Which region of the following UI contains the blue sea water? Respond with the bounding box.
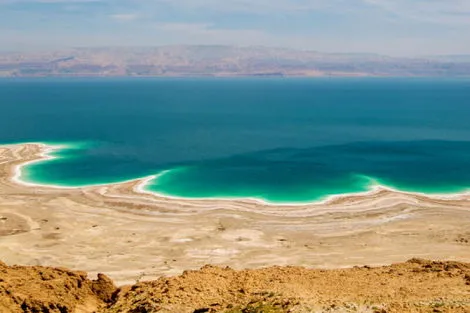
[1,77,470,202]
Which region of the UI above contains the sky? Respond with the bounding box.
[0,0,469,56]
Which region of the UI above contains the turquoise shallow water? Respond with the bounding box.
[1,78,470,202]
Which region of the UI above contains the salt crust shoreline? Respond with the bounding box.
[7,141,470,206]
[2,141,470,285]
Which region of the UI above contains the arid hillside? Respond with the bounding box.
[1,259,469,313]
[1,46,469,77]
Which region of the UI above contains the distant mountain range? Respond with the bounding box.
[1,45,469,77]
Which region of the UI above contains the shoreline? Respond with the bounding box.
[8,141,470,206]
[1,142,470,286]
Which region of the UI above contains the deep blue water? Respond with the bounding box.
[1,77,470,202]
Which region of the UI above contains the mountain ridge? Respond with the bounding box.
[1,45,469,77]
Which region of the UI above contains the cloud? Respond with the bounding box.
[110,13,138,21]
[0,0,331,11]
[1,0,469,55]
[4,0,469,25]
[0,0,103,2]
[0,0,103,3]
[153,22,277,46]
[363,0,470,24]
[154,0,345,14]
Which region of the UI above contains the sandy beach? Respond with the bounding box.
[1,143,470,286]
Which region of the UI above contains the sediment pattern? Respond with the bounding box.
[1,143,470,285]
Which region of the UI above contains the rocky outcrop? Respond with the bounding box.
[1,259,470,313]
[0,261,116,313]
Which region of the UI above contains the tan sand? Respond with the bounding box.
[1,143,470,286]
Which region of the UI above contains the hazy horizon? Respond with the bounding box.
[1,0,470,57]
[2,44,470,59]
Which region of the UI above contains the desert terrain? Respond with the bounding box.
[1,143,470,312]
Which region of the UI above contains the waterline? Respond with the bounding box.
[6,142,470,206]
